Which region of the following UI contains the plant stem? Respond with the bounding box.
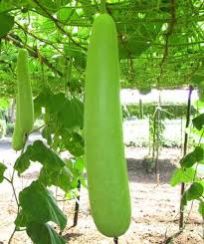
[8,227,17,244]
[7,134,29,243]
[5,169,19,244]
[101,0,107,13]
[139,99,143,119]
[155,94,162,184]
[113,237,118,244]
[31,124,45,134]
[73,180,81,227]
[179,85,193,230]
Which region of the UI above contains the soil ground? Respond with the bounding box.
[0,137,203,244]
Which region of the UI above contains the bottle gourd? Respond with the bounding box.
[12,94,25,150]
[84,14,131,237]
[12,49,34,150]
[16,49,34,134]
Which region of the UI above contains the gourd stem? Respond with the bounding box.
[101,0,107,13]
[113,237,118,244]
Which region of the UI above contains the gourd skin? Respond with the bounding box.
[12,94,25,151]
[17,49,34,134]
[84,14,131,237]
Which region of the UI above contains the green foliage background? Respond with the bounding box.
[0,0,204,98]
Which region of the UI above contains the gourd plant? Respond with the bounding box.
[84,11,131,239]
[0,49,85,243]
[170,98,204,229]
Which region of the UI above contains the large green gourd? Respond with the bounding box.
[12,94,25,151]
[84,13,131,237]
[17,49,34,134]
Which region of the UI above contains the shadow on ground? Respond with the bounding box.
[127,157,178,184]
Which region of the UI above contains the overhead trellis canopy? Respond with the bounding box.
[0,0,204,96]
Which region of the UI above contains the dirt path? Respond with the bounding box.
[0,139,203,243]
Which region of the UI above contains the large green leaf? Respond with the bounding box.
[193,114,204,131]
[61,131,84,157]
[186,182,204,201]
[34,89,83,130]
[66,157,86,188]
[0,1,15,13]
[0,13,14,38]
[0,162,6,183]
[14,140,73,191]
[15,140,65,173]
[15,210,28,228]
[198,200,204,217]
[19,181,67,229]
[14,153,30,175]
[31,0,71,16]
[116,9,163,59]
[170,167,196,186]
[27,222,65,244]
[180,152,197,168]
[55,95,83,129]
[39,165,72,192]
[34,89,84,157]
[0,98,9,109]
[29,140,65,169]
[180,146,204,168]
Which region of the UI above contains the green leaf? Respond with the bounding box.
[35,90,83,130]
[15,210,28,228]
[0,162,6,183]
[29,141,65,169]
[117,11,163,59]
[15,140,65,174]
[34,87,52,119]
[186,182,204,201]
[61,132,84,157]
[32,0,71,16]
[180,147,204,168]
[0,13,14,38]
[198,201,204,217]
[56,96,84,129]
[27,222,65,244]
[170,167,196,186]
[19,181,67,229]
[195,146,204,162]
[39,165,72,192]
[180,152,197,168]
[66,158,85,188]
[14,140,73,190]
[67,158,85,177]
[0,1,14,13]
[42,126,52,146]
[0,98,9,109]
[57,7,76,23]
[78,0,95,19]
[14,153,30,175]
[64,44,85,58]
[193,114,204,131]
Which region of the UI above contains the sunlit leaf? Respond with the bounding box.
[170,167,196,186]
[0,162,6,183]
[19,181,67,229]
[0,13,14,38]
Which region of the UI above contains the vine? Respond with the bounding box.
[170,93,204,234]
[0,88,85,243]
